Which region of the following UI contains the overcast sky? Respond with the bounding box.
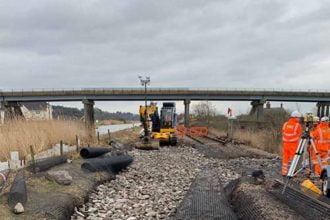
[0,0,329,114]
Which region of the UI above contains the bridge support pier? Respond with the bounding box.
[3,101,24,122]
[184,99,191,127]
[83,100,95,129]
[316,102,330,118]
[249,100,265,120]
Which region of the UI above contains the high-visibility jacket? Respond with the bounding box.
[311,122,330,151]
[311,122,330,175]
[282,118,302,143]
[281,118,302,175]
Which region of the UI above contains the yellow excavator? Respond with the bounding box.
[138,102,177,148]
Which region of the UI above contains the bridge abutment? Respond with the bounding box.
[317,102,330,118]
[184,99,191,127]
[249,100,265,120]
[3,101,24,121]
[83,100,95,129]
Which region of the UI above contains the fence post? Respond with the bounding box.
[97,131,100,144]
[227,119,234,138]
[9,151,20,170]
[30,145,36,174]
[108,129,111,141]
[60,140,63,156]
[76,135,79,153]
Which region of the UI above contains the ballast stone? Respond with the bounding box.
[46,170,73,185]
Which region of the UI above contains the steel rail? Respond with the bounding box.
[269,179,330,219]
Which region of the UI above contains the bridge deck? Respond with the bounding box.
[1,88,330,102]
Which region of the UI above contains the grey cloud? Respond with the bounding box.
[0,0,330,113]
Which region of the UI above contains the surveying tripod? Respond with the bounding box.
[282,127,324,193]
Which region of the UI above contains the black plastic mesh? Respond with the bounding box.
[174,169,237,220]
[230,189,264,220]
[268,180,330,220]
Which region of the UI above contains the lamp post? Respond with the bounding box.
[138,76,150,137]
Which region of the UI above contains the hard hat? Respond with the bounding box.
[291,111,302,118]
[321,116,329,122]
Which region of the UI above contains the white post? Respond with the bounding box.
[9,151,20,170]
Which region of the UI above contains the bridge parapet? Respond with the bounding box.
[1,88,330,102]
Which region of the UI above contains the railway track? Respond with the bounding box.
[186,134,330,219]
[186,135,226,145]
[268,179,330,219]
[185,134,276,160]
[185,134,252,159]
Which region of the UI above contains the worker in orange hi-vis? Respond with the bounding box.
[311,116,330,176]
[282,111,303,176]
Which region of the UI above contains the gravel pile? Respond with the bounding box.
[231,182,304,220]
[72,144,280,220]
[72,146,210,219]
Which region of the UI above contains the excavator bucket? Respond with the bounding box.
[135,140,159,150]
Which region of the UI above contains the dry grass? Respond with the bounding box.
[208,128,227,137]
[0,120,88,161]
[233,129,281,154]
[100,127,141,144]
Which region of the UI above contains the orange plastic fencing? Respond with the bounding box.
[176,125,188,137]
[176,126,208,137]
[189,126,208,137]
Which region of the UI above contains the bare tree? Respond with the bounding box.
[192,101,217,125]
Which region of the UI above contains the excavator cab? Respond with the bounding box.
[157,102,177,146]
[139,102,177,148]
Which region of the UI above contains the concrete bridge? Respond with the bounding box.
[1,88,330,127]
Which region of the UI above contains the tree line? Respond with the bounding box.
[52,105,139,121]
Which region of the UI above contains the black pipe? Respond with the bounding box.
[81,155,133,173]
[32,156,67,172]
[80,147,111,159]
[8,170,27,211]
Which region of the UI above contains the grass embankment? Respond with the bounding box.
[194,111,287,154]
[210,126,282,154]
[232,129,281,154]
[0,120,88,161]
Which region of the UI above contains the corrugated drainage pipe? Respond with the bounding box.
[81,155,133,173]
[80,147,111,159]
[32,156,68,173]
[8,170,27,213]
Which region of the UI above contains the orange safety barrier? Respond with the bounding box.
[176,125,188,136]
[189,126,208,137]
